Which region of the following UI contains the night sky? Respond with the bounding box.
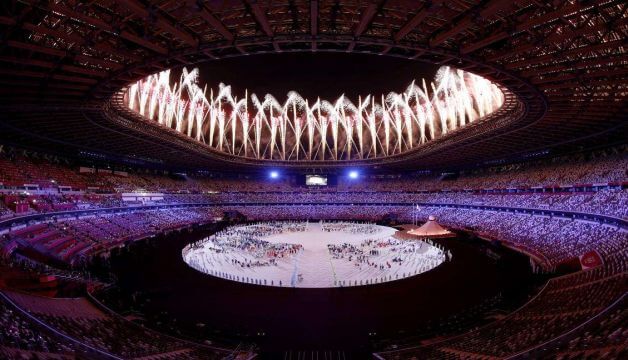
[185,52,439,103]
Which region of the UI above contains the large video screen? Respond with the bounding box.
[305,175,328,186]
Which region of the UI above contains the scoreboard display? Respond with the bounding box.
[305,175,328,186]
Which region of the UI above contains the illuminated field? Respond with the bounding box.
[182,221,448,288]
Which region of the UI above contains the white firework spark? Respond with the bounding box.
[125,66,504,161]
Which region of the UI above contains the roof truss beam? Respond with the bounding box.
[394,1,442,43]
[6,40,123,70]
[24,2,169,55]
[430,0,517,48]
[113,0,198,47]
[311,0,318,36]
[0,55,107,77]
[354,1,382,37]
[245,0,274,37]
[506,39,625,70]
[188,1,234,41]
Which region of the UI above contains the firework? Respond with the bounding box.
[125,66,504,161]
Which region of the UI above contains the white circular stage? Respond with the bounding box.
[182,221,448,288]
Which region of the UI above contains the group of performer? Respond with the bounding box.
[328,236,450,274]
[321,221,382,234]
[187,224,304,266]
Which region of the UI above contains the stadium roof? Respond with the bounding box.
[0,0,625,171]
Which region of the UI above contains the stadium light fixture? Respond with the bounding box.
[349,170,359,179]
[270,171,279,179]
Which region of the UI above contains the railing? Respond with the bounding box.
[84,291,248,358]
[373,277,554,359]
[2,201,625,233]
[0,203,215,232]
[0,290,123,359]
[506,292,627,359]
[373,268,627,360]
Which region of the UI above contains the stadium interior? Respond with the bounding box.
[0,1,626,359]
